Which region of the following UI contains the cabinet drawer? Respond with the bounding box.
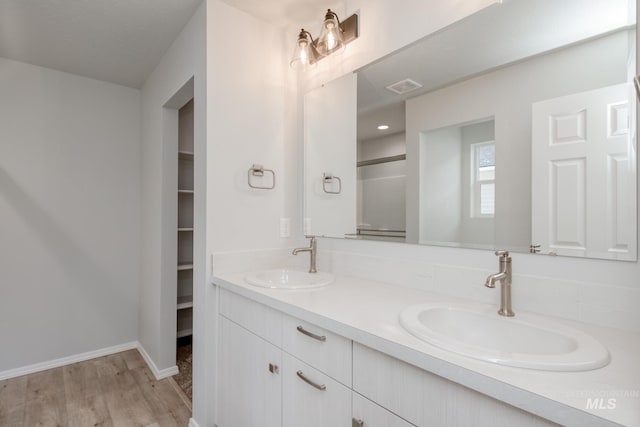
[353,343,558,427]
[282,353,351,427]
[282,314,352,386]
[219,288,282,347]
[352,392,416,427]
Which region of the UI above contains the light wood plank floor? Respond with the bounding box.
[0,349,191,427]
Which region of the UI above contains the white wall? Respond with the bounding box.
[0,57,140,372]
[417,127,462,244]
[304,73,357,237]
[139,2,205,379]
[202,1,297,425]
[358,132,405,162]
[206,1,296,254]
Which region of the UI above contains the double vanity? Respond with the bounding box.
[213,254,639,427]
[211,2,640,426]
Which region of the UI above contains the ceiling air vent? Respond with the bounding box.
[385,78,423,95]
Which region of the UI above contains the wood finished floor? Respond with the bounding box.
[0,349,191,427]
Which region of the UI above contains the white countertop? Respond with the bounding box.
[213,272,640,427]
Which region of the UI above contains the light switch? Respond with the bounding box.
[280,218,290,238]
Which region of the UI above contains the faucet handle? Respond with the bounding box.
[494,250,510,258]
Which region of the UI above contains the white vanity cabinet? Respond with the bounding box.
[217,288,558,427]
[352,392,416,427]
[281,315,352,386]
[218,316,282,427]
[217,289,352,427]
[352,343,558,427]
[282,353,351,427]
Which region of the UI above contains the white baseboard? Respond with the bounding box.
[136,342,179,380]
[0,341,179,384]
[0,341,138,381]
[188,418,200,427]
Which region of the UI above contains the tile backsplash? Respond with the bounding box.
[211,239,640,334]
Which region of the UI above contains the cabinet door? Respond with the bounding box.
[282,353,351,427]
[353,343,557,427]
[218,316,281,427]
[352,392,416,427]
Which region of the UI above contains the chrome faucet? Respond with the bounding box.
[484,251,514,317]
[293,236,317,273]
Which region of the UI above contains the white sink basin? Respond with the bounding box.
[245,269,334,289]
[399,303,610,371]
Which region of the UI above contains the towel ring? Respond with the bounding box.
[248,164,275,190]
[322,173,342,194]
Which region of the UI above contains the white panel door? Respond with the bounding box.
[532,83,636,259]
[304,73,358,237]
[217,316,281,427]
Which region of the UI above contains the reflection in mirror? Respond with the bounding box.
[305,0,637,260]
[419,118,495,247]
[531,83,636,259]
[304,73,357,237]
[357,102,406,240]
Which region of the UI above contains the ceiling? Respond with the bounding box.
[1,0,630,93]
[0,0,342,88]
[0,0,202,88]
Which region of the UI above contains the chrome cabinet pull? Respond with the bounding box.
[352,419,364,427]
[296,325,326,342]
[268,363,279,374]
[296,370,326,390]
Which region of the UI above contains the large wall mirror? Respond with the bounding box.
[303,0,638,261]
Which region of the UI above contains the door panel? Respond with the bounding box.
[532,83,636,259]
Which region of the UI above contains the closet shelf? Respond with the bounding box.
[177,296,193,310]
[179,151,194,160]
[177,328,193,338]
[177,264,193,271]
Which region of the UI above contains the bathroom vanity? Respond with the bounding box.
[212,272,640,427]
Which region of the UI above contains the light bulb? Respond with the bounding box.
[326,32,336,51]
[317,9,345,56]
[290,29,316,71]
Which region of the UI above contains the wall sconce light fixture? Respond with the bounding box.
[290,9,359,71]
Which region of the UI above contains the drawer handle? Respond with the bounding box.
[296,325,327,342]
[296,370,326,391]
[352,419,364,427]
[268,363,279,374]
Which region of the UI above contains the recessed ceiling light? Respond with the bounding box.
[377,125,389,130]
